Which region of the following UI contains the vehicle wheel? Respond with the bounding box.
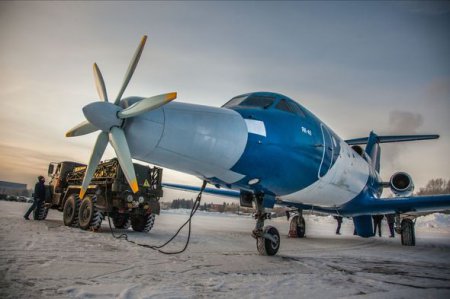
[113,214,131,229]
[131,214,156,232]
[289,215,306,238]
[33,201,49,220]
[257,226,280,256]
[78,196,103,231]
[401,219,415,246]
[63,194,81,227]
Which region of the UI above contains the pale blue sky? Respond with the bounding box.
[0,1,449,197]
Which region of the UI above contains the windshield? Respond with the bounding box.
[224,95,275,109]
[275,99,306,117]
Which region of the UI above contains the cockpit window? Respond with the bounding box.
[288,101,306,117]
[223,95,248,107]
[275,99,292,113]
[223,95,275,109]
[275,99,306,117]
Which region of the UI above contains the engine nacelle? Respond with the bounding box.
[389,172,414,197]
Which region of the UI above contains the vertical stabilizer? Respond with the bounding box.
[365,131,381,172]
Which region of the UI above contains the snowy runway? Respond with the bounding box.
[1,201,449,298]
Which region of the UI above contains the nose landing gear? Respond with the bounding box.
[252,194,280,256]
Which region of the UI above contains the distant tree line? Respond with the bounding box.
[416,178,450,195]
[167,198,255,214]
[170,198,195,209]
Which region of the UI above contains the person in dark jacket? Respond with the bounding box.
[372,214,384,237]
[24,175,46,220]
[334,216,343,235]
[385,213,396,238]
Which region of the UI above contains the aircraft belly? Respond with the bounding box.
[279,142,370,206]
[126,102,248,184]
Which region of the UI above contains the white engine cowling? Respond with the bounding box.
[389,172,414,197]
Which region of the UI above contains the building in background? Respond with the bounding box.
[0,181,28,196]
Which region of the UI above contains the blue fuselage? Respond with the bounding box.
[123,92,382,211]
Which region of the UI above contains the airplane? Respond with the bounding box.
[66,35,450,256]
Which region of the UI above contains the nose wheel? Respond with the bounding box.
[256,226,280,256]
[252,193,280,256]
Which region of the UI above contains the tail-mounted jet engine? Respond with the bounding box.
[389,172,414,197]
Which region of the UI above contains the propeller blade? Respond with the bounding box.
[93,63,108,102]
[79,132,109,199]
[114,35,148,105]
[109,127,139,193]
[118,92,177,119]
[66,121,99,137]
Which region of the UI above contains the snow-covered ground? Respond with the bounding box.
[1,201,449,299]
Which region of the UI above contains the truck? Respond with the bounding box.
[39,158,163,232]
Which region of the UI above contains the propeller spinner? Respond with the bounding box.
[66,35,177,199]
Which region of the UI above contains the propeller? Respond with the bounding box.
[66,35,177,199]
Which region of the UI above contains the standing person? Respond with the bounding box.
[24,175,46,220]
[385,213,395,238]
[334,216,343,235]
[372,214,384,237]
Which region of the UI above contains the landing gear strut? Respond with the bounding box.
[252,194,280,256]
[288,209,306,238]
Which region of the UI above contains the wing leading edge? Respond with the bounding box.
[162,184,450,218]
[162,183,240,198]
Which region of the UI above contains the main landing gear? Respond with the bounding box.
[287,209,306,238]
[395,214,416,246]
[252,194,280,256]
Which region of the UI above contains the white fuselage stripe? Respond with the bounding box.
[279,141,370,207]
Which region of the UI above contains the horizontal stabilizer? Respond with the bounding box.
[345,134,439,145]
[163,183,240,198]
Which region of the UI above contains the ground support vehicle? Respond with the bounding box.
[46,158,163,232]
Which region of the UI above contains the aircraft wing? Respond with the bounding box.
[162,183,240,198]
[342,194,450,216]
[345,134,439,145]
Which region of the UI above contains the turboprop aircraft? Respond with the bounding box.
[66,36,450,256]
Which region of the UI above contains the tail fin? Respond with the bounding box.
[346,132,439,173]
[365,132,380,172]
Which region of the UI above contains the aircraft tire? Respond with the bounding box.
[257,226,280,256]
[401,219,415,246]
[63,194,81,227]
[289,215,306,238]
